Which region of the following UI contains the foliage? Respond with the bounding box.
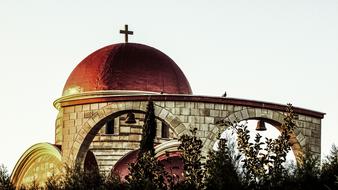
[234,104,296,189]
[0,164,15,190]
[204,137,241,190]
[176,128,204,190]
[321,144,338,189]
[125,151,167,190]
[125,101,168,190]
[46,165,123,190]
[291,152,323,190]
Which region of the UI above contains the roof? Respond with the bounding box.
[63,43,192,96]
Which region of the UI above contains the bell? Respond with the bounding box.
[256,120,267,131]
[125,112,136,124]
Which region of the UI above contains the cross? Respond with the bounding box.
[119,24,133,43]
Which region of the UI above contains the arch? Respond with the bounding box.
[11,143,63,188]
[154,139,181,158]
[208,108,304,162]
[67,101,187,168]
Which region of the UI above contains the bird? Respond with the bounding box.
[222,91,227,97]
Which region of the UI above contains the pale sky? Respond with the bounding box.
[0,0,337,173]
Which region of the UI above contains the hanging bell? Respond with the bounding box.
[125,112,136,124]
[256,120,267,131]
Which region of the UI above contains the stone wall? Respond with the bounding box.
[57,98,322,171]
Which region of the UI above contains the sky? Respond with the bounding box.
[0,0,337,173]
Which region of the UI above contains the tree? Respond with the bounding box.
[292,152,323,190]
[139,101,157,156]
[126,101,168,190]
[0,164,15,190]
[176,128,204,190]
[204,137,241,190]
[321,144,338,189]
[234,104,296,189]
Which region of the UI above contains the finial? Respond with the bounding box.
[119,24,134,43]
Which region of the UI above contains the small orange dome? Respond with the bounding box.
[63,43,192,96]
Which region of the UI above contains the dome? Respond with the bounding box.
[63,43,192,96]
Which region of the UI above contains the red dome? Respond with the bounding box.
[63,43,192,96]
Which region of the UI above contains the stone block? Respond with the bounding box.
[175,101,185,108]
[98,103,107,109]
[310,146,320,153]
[220,110,228,117]
[89,103,98,110]
[120,126,131,133]
[228,114,237,123]
[77,112,84,119]
[267,110,273,120]
[64,120,75,127]
[97,109,106,118]
[154,107,161,116]
[241,109,249,119]
[248,109,255,118]
[70,113,76,120]
[234,106,242,111]
[75,119,83,126]
[132,101,141,110]
[178,115,188,122]
[180,108,190,115]
[190,108,200,116]
[64,106,75,113]
[305,116,312,122]
[214,104,224,110]
[298,114,306,121]
[165,101,175,108]
[200,108,210,116]
[84,111,93,118]
[227,105,234,112]
[87,118,96,128]
[159,109,169,119]
[188,116,198,124]
[196,130,205,138]
[119,135,129,141]
[117,103,126,111]
[312,118,321,125]
[83,104,90,111]
[205,103,215,109]
[234,111,242,120]
[125,102,133,110]
[75,105,82,112]
[210,110,220,117]
[175,124,186,134]
[211,125,219,134]
[205,117,214,124]
[63,113,70,120]
[170,117,181,128]
[197,103,205,109]
[304,129,311,137]
[165,113,175,123]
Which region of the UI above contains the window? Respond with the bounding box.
[161,122,169,138]
[105,119,114,134]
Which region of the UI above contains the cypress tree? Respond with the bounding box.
[139,101,157,156]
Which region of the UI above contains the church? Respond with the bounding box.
[10,25,325,188]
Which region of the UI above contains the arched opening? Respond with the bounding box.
[215,118,297,164]
[75,109,179,173]
[84,150,99,172]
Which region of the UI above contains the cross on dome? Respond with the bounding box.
[119,24,133,43]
